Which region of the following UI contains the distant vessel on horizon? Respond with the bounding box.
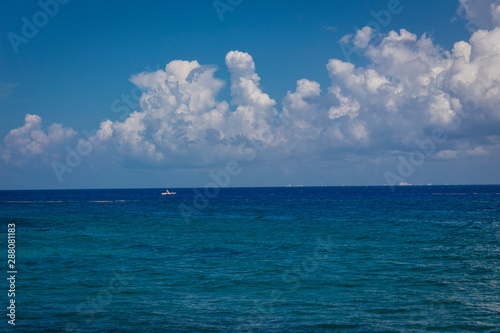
[161,189,176,195]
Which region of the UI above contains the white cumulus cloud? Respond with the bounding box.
[84,51,278,167]
[458,0,500,30]
[3,0,500,179]
[1,114,76,166]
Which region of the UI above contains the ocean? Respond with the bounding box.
[0,186,499,332]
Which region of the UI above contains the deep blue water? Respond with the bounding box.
[0,186,499,332]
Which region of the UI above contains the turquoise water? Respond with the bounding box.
[1,186,499,332]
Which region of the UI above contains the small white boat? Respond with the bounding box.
[161,189,176,195]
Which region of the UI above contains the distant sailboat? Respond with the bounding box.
[161,189,176,195]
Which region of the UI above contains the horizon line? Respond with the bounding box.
[1,184,500,191]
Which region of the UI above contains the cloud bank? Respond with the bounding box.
[458,0,500,30]
[2,0,500,185]
[1,114,76,166]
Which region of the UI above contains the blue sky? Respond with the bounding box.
[1,0,499,189]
